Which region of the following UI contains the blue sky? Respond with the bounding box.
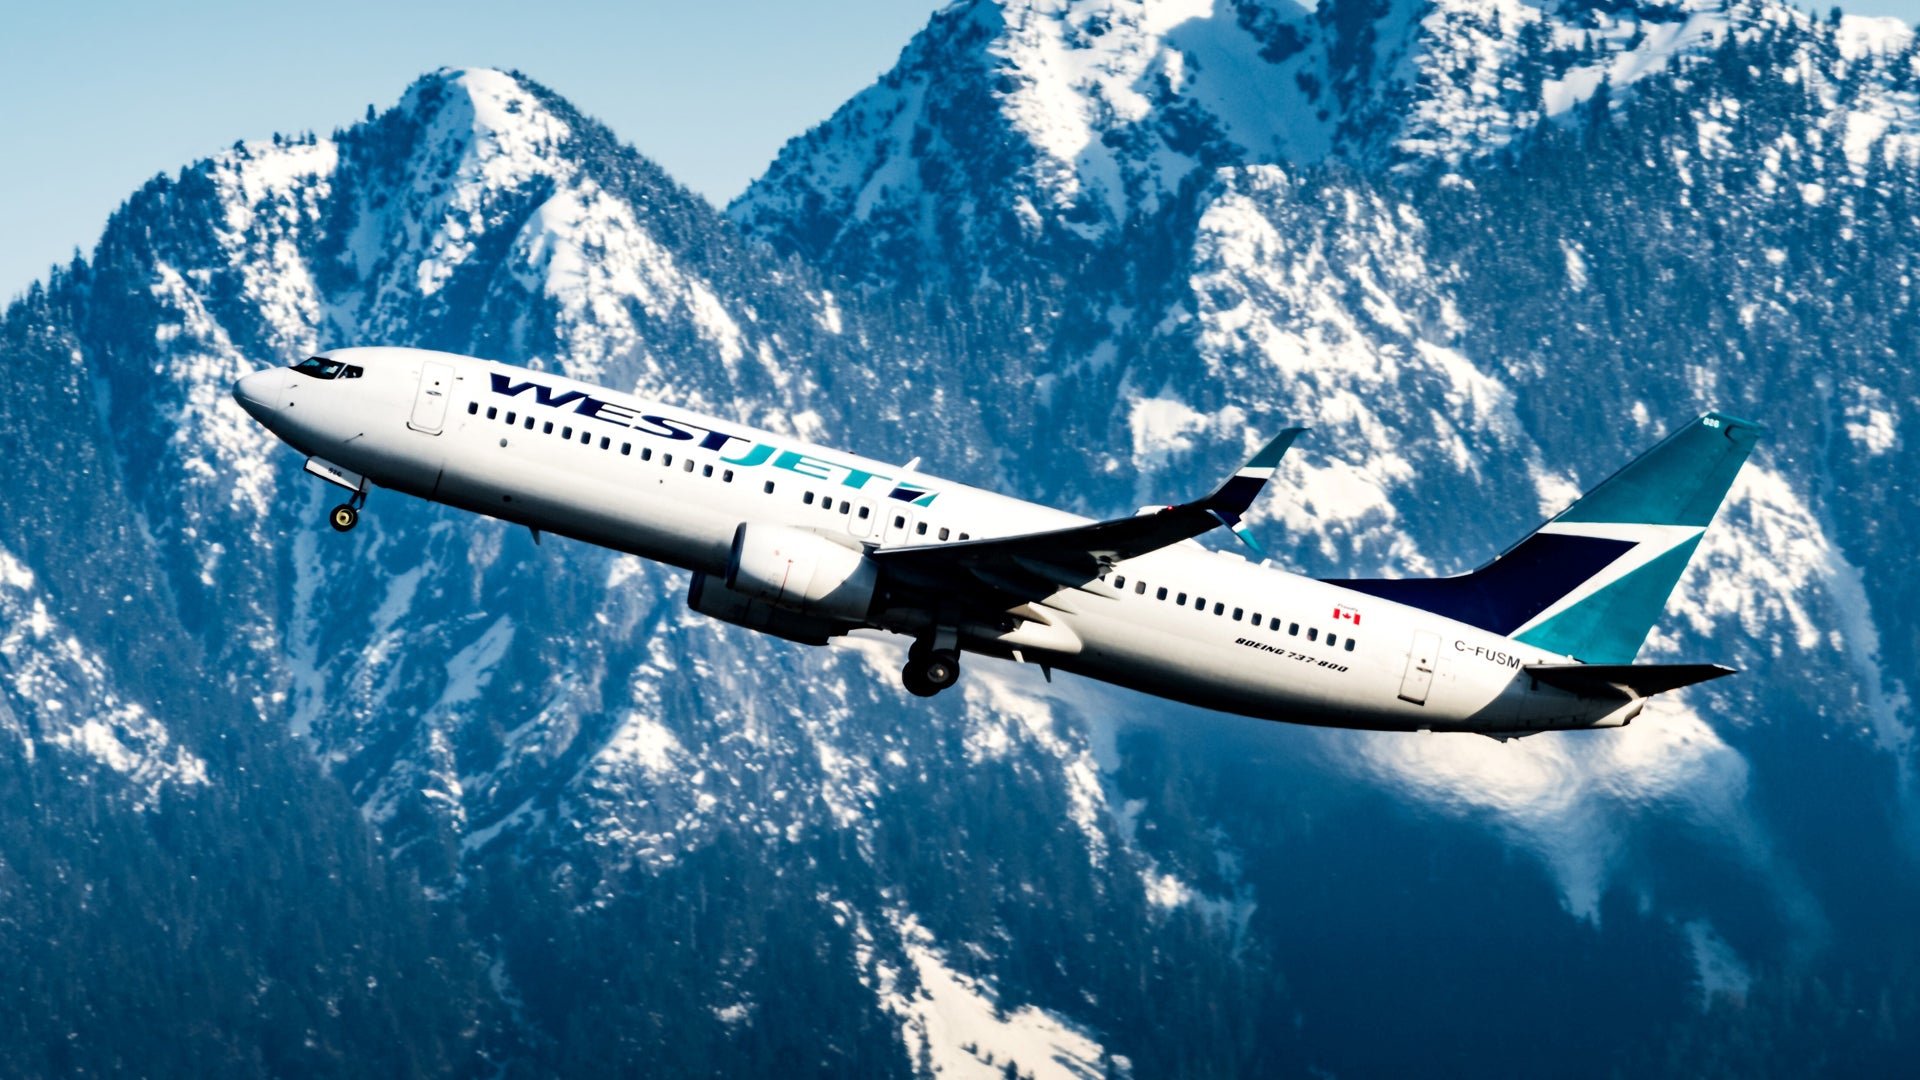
[0,0,943,299]
[0,0,1914,300]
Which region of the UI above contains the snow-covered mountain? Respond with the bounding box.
[3,0,1919,1073]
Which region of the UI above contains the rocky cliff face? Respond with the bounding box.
[4,0,1919,1074]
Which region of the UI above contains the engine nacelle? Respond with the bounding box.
[725,523,878,622]
[687,572,845,645]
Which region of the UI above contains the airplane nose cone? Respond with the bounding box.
[232,368,280,421]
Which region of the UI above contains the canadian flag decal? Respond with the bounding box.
[1333,605,1361,626]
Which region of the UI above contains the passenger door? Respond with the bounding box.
[1398,631,1441,705]
[407,361,454,434]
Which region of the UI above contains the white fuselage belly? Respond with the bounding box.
[289,352,1625,735]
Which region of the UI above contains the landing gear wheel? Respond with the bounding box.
[902,664,939,698]
[902,647,961,697]
[921,649,960,691]
[329,503,359,532]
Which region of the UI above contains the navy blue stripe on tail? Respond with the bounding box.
[1330,533,1634,636]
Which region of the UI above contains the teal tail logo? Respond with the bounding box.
[1330,413,1765,663]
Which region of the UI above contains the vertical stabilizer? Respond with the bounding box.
[1331,413,1764,663]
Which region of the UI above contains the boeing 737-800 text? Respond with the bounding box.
[232,347,1758,737]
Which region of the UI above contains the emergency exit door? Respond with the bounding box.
[1399,631,1441,705]
[881,507,913,547]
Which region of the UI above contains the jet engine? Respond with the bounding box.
[724,522,878,622]
[687,572,846,645]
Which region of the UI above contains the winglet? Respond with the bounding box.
[1201,427,1307,522]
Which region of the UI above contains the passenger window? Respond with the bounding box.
[723,470,734,482]
[894,515,906,529]
[1289,623,1299,636]
[764,481,775,494]
[703,464,713,477]
[916,522,928,535]
[1157,587,1167,600]
[683,459,693,472]
[1270,617,1281,631]
[804,492,815,505]
[1196,597,1206,610]
[467,402,478,415]
[959,532,970,540]
[1135,581,1146,595]
[858,506,870,519]
[663,453,672,467]
[1213,602,1223,615]
[526,417,535,430]
[544,421,553,434]
[581,431,591,444]
[505,412,516,424]
[641,447,652,461]
[1113,575,1124,589]
[1233,608,1243,621]
[621,443,631,456]
[1252,612,1261,625]
[487,407,498,420]
[1344,639,1355,652]
[938,526,949,540]
[1327,634,1337,648]
[1177,592,1187,605]
[839,502,850,515]
[1308,628,1318,642]
[562,426,571,438]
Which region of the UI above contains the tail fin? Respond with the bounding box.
[1331,413,1764,663]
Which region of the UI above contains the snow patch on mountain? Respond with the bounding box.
[1661,465,1913,764]
[966,668,1110,864]
[882,910,1110,1080]
[0,546,208,809]
[1173,164,1542,572]
[1684,917,1753,1007]
[209,140,337,354]
[514,179,747,387]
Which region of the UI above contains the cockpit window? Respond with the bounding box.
[341,365,364,379]
[294,356,345,380]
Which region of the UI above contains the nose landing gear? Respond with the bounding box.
[329,488,368,533]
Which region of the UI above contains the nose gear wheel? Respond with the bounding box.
[328,487,368,532]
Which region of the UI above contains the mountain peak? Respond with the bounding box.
[730,0,1793,283]
[398,67,570,153]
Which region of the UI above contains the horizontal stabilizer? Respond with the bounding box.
[1525,662,1735,700]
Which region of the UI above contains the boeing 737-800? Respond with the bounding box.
[232,347,1759,737]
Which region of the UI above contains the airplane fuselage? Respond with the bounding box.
[233,347,1646,736]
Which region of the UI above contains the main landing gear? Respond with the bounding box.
[902,640,961,698]
[329,488,368,533]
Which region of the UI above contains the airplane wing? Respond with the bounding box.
[870,428,1306,595]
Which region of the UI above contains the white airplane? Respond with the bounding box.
[233,347,1760,737]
